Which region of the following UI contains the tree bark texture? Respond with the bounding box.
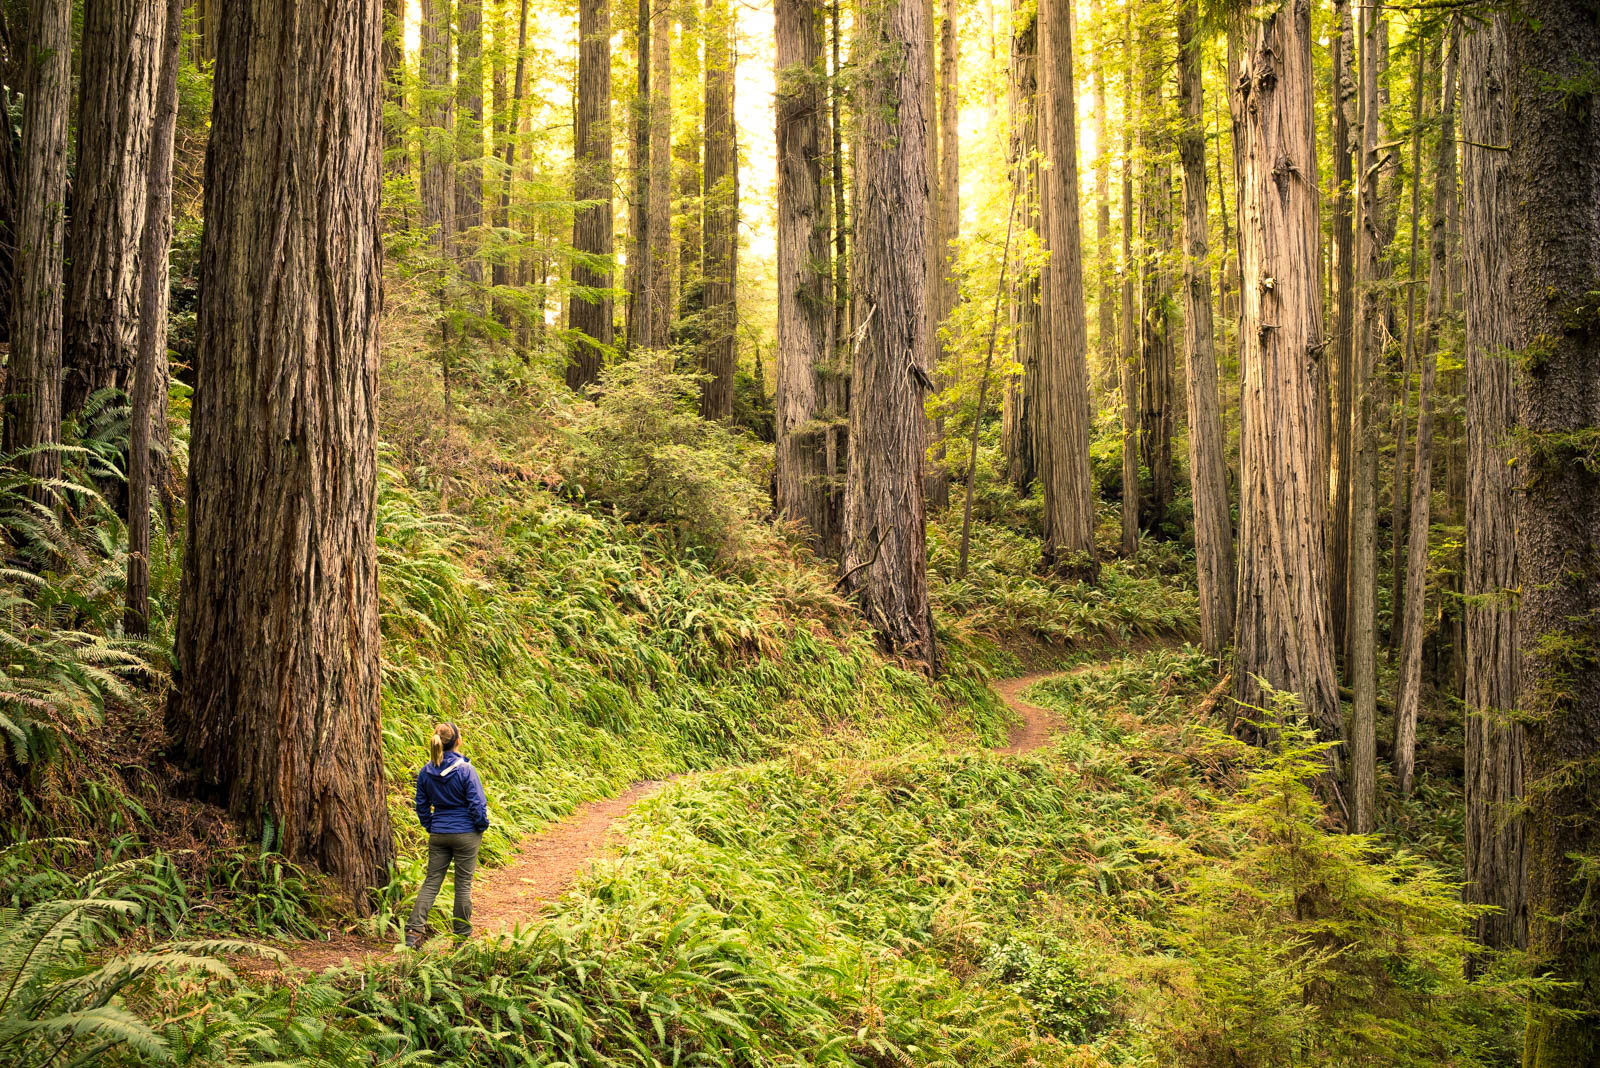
[926,0,958,512]
[173,0,394,905]
[456,0,484,282]
[126,0,181,636]
[567,0,615,389]
[648,0,673,345]
[1508,0,1600,1057]
[1230,0,1341,746]
[1036,0,1096,575]
[626,0,652,349]
[1328,0,1357,648]
[1394,34,1456,798]
[698,0,737,418]
[1002,4,1039,493]
[1460,9,1526,958]
[1119,3,1138,556]
[775,0,836,549]
[841,0,936,671]
[1137,26,1174,534]
[1091,0,1116,396]
[2,0,70,492]
[421,0,455,264]
[62,0,160,418]
[1177,0,1234,658]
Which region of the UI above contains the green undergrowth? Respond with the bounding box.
[16,647,1521,1066]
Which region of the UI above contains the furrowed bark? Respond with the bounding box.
[2,0,70,496]
[173,0,395,906]
[841,0,936,672]
[1231,0,1341,748]
[1036,0,1096,576]
[1177,0,1234,658]
[1460,8,1525,959]
[775,0,835,548]
[567,0,615,389]
[126,0,181,636]
[1508,0,1600,1055]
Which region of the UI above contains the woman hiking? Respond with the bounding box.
[405,722,490,948]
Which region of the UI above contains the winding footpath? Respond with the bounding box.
[273,671,1066,973]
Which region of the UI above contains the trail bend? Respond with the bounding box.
[267,667,1075,974]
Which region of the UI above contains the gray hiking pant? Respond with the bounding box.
[406,831,482,937]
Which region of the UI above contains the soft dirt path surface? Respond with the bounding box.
[269,670,1078,973]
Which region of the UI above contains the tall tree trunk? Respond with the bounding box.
[492,0,530,319]
[173,0,394,905]
[1392,37,1428,660]
[698,0,737,418]
[1231,0,1341,746]
[1002,3,1039,493]
[775,0,834,548]
[1036,0,1096,576]
[626,0,653,350]
[926,0,958,512]
[2,0,70,494]
[1328,0,1357,650]
[842,0,935,671]
[126,0,180,636]
[456,0,484,284]
[1348,299,1380,830]
[421,0,456,265]
[1177,0,1233,657]
[1091,0,1115,397]
[567,0,615,389]
[1508,0,1600,1056]
[1118,0,1139,557]
[383,0,405,172]
[1460,7,1526,959]
[62,0,160,418]
[1355,4,1405,785]
[1137,25,1174,535]
[1394,32,1456,798]
[824,0,849,553]
[648,0,673,345]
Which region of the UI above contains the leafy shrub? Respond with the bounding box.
[559,355,771,563]
[984,937,1120,1044]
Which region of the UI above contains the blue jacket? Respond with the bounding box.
[414,752,490,835]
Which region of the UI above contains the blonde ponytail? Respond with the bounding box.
[429,722,457,767]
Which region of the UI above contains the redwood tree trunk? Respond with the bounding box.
[172,0,395,905]
[1091,0,1115,397]
[1394,34,1457,798]
[775,0,835,548]
[567,0,615,389]
[456,0,484,283]
[2,0,70,493]
[626,0,652,350]
[1460,9,1526,958]
[126,0,181,636]
[1231,0,1341,746]
[1002,4,1039,493]
[1118,0,1139,556]
[648,0,673,345]
[1508,0,1600,1055]
[1327,0,1357,649]
[1177,0,1234,658]
[841,0,935,671]
[698,0,737,419]
[62,0,160,418]
[1137,27,1174,535]
[1036,0,1096,576]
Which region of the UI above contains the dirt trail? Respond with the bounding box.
[269,672,1068,973]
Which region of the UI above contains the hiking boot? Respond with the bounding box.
[404,930,426,950]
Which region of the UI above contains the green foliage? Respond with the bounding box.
[983,937,1119,1044]
[558,355,771,563]
[0,850,277,1068]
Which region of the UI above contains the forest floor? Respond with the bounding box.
[260,666,1076,976]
